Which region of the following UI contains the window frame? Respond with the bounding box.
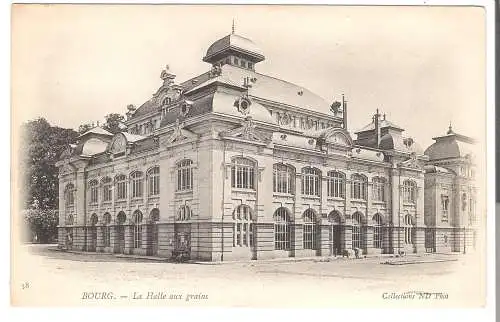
[88,179,99,204]
[65,184,75,207]
[301,167,321,197]
[133,211,143,249]
[103,213,112,247]
[326,171,345,198]
[372,177,386,202]
[351,174,367,200]
[232,205,254,247]
[130,171,144,199]
[177,205,192,221]
[274,208,291,251]
[231,158,256,190]
[176,160,194,192]
[373,214,383,248]
[115,175,127,200]
[404,215,414,245]
[273,163,295,194]
[101,177,112,203]
[147,166,160,196]
[402,180,417,204]
[303,209,319,250]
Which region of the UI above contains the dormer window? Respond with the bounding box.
[162,97,171,106]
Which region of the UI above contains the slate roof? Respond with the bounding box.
[356,119,404,133]
[78,126,113,138]
[203,33,265,63]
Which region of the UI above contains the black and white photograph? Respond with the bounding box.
[8,2,494,313]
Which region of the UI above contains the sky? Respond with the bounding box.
[11,4,486,149]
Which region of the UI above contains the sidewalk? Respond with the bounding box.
[47,246,467,265]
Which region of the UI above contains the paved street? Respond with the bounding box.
[12,244,485,307]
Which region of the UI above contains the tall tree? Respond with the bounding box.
[20,118,78,210]
[78,122,94,134]
[102,113,126,134]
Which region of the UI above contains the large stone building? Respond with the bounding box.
[55,29,478,261]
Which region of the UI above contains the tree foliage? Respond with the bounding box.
[78,122,94,134]
[20,118,78,210]
[102,113,125,134]
[23,209,59,243]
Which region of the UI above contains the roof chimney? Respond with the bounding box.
[374,109,380,148]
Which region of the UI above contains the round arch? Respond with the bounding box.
[116,211,127,225]
[89,213,98,226]
[328,210,344,225]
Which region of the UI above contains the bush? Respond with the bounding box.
[23,209,59,244]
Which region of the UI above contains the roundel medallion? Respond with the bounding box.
[235,96,252,115]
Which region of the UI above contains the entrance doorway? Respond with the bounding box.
[116,212,126,254]
[328,211,343,256]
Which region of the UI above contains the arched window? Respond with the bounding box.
[65,213,74,226]
[231,158,255,189]
[274,208,291,250]
[372,177,386,202]
[301,167,321,196]
[64,184,75,207]
[177,160,193,191]
[117,211,126,225]
[351,174,367,200]
[327,171,345,198]
[273,163,295,194]
[147,166,160,196]
[373,214,383,248]
[303,209,319,250]
[402,180,417,203]
[133,211,143,249]
[150,208,160,222]
[130,171,144,198]
[115,175,127,200]
[233,205,254,247]
[177,205,192,221]
[404,214,414,244]
[352,212,365,249]
[88,179,98,204]
[101,177,112,202]
[103,213,112,247]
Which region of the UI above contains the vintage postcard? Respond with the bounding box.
[9,2,493,312]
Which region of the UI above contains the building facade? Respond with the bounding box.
[55,30,479,261]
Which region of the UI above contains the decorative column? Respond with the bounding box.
[365,181,374,255]
[414,181,425,253]
[344,177,352,250]
[124,222,134,255]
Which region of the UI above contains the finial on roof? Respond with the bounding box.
[447,121,454,134]
[232,19,235,34]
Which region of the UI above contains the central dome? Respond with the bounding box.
[203,33,265,65]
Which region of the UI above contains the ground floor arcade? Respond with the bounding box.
[57,220,477,261]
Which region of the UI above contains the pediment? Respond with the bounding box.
[220,117,270,144]
[161,120,199,146]
[60,162,76,176]
[108,134,127,155]
[321,128,353,147]
[399,153,422,169]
